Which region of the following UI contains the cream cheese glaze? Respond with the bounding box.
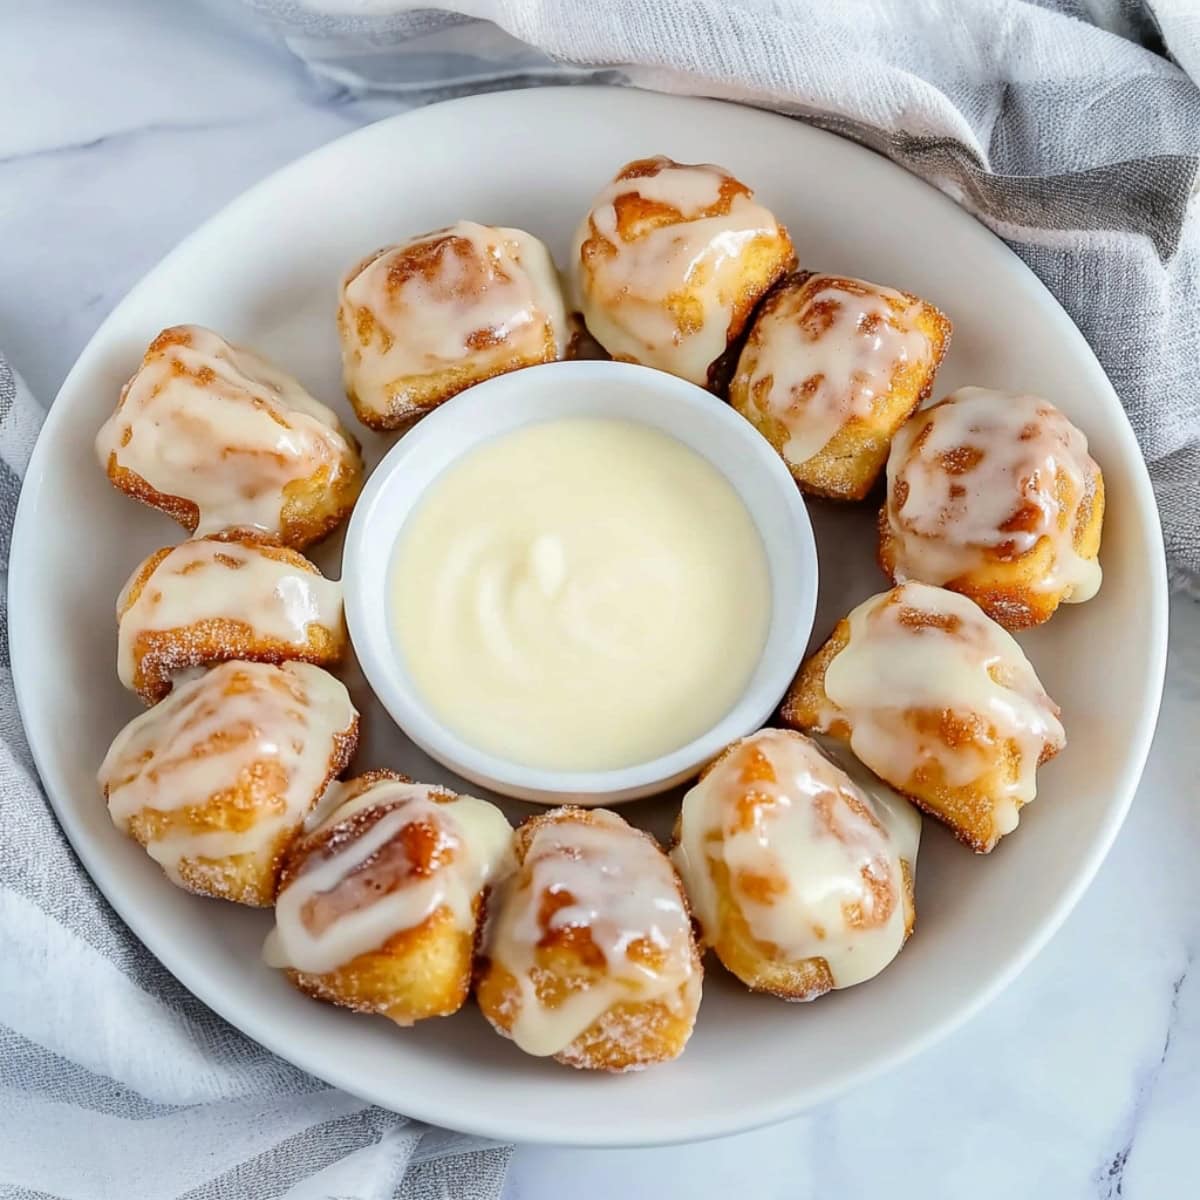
[390,416,771,771]
[483,810,699,1059]
[98,661,357,883]
[263,777,513,975]
[673,729,919,990]
[820,583,1064,835]
[116,538,344,692]
[884,387,1103,600]
[95,325,357,538]
[338,221,567,420]
[572,157,788,386]
[738,275,935,465]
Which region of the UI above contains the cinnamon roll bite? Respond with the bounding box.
[337,221,568,430]
[475,807,702,1072]
[572,156,794,389]
[98,661,358,905]
[729,272,950,500]
[117,535,346,704]
[879,387,1104,628]
[264,771,513,1025]
[96,326,363,548]
[672,729,919,1001]
[781,582,1064,853]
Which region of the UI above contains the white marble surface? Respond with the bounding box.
[2,2,1196,1197]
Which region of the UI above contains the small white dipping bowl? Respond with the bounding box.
[342,359,818,804]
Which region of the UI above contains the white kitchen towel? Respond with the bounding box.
[0,353,512,1199]
[248,0,1200,590]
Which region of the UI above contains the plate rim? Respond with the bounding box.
[8,84,1170,1147]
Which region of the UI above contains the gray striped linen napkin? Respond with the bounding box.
[0,354,511,1199]
[248,0,1200,590]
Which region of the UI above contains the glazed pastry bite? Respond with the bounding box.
[98,661,358,905]
[476,807,702,1072]
[879,387,1104,628]
[781,582,1064,853]
[729,272,950,499]
[337,221,568,430]
[572,156,794,388]
[117,535,346,704]
[95,325,363,548]
[264,770,513,1025]
[672,729,919,1001]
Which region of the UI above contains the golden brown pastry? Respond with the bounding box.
[781,582,1064,853]
[95,326,363,548]
[879,386,1104,628]
[117,534,346,704]
[337,221,568,430]
[672,729,919,1000]
[98,661,358,905]
[475,806,702,1072]
[571,156,794,389]
[263,770,513,1025]
[729,272,950,499]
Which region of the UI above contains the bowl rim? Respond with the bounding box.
[340,358,819,802]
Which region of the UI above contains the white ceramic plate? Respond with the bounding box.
[9,87,1167,1147]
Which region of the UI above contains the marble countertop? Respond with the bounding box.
[2,2,1195,1197]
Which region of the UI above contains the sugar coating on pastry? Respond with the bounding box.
[263,770,513,1025]
[880,387,1104,628]
[476,806,701,1072]
[98,661,358,905]
[95,326,363,548]
[117,535,346,703]
[571,156,794,388]
[672,729,919,1001]
[781,582,1064,853]
[729,272,950,500]
[337,221,568,430]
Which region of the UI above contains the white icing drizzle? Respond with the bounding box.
[98,661,356,882]
[736,275,934,466]
[819,583,1064,834]
[572,157,787,386]
[263,777,513,975]
[673,729,919,990]
[885,387,1102,600]
[95,326,357,538]
[339,221,568,419]
[117,538,344,691]
[484,809,698,1058]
